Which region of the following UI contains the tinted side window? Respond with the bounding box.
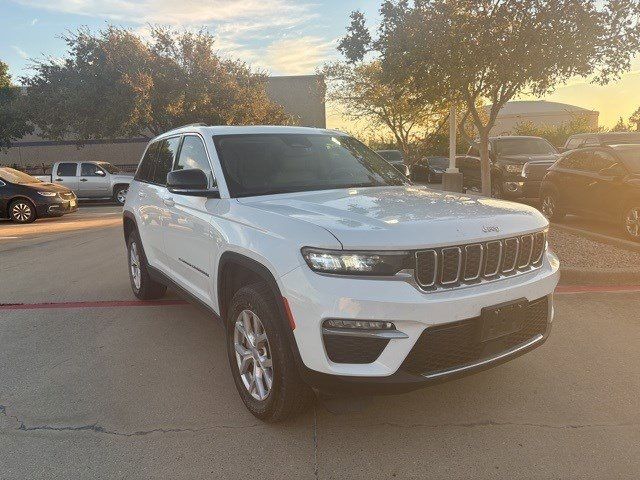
[175,136,214,185]
[565,138,583,150]
[57,163,77,177]
[135,142,159,182]
[81,163,104,176]
[154,137,182,185]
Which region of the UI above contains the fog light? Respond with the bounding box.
[323,319,396,330]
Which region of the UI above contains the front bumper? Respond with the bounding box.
[36,197,79,217]
[281,251,559,392]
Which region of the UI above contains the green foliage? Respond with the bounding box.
[611,117,632,132]
[630,107,640,131]
[0,60,33,150]
[21,27,292,141]
[513,116,594,147]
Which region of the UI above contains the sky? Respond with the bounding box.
[0,0,639,129]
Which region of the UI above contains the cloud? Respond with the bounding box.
[11,45,29,59]
[12,0,313,26]
[262,36,337,75]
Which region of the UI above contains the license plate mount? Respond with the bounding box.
[480,298,528,342]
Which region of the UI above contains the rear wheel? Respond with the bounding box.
[9,199,36,223]
[623,204,640,241]
[127,232,167,300]
[114,186,128,205]
[540,191,565,221]
[226,283,314,422]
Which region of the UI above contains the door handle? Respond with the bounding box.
[55,178,63,181]
[163,197,175,207]
[80,178,88,182]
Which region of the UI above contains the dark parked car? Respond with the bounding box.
[564,132,640,151]
[457,136,559,199]
[540,144,640,241]
[0,167,78,223]
[411,156,448,183]
[375,149,410,176]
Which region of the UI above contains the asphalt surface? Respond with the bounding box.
[1,205,639,479]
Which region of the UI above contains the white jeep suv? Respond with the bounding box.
[123,125,560,422]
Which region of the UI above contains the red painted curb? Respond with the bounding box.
[0,299,188,310]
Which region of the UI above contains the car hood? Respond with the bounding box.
[497,153,559,165]
[238,186,548,249]
[24,182,72,193]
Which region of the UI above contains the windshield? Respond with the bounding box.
[376,150,404,163]
[495,138,557,156]
[214,134,409,198]
[99,163,121,174]
[613,145,640,173]
[0,167,41,184]
[427,157,449,168]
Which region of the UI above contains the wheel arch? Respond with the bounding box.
[8,195,38,219]
[122,210,138,242]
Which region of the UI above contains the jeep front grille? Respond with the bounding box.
[414,231,546,290]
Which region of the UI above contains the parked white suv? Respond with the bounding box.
[123,125,560,422]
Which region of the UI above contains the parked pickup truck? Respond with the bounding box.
[457,136,559,199]
[35,161,133,205]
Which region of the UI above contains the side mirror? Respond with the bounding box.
[96,170,106,176]
[167,169,220,198]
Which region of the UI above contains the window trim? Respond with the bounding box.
[173,133,216,188]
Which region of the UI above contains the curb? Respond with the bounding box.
[559,267,640,286]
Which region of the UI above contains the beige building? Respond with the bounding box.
[1,75,326,171]
[486,100,599,136]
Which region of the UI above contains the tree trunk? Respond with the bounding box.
[479,129,492,197]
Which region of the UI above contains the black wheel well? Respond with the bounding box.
[123,213,137,242]
[113,183,129,191]
[9,196,37,212]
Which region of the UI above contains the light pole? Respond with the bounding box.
[442,104,463,192]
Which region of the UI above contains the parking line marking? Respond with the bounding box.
[0,299,188,310]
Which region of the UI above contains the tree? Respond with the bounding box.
[611,116,631,132]
[322,60,449,161]
[22,27,292,141]
[340,0,640,196]
[0,60,32,151]
[630,107,640,131]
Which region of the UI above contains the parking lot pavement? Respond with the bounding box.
[2,221,640,479]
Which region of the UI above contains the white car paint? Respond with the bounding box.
[124,125,560,380]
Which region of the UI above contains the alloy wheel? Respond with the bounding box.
[129,241,141,290]
[541,195,555,219]
[625,207,640,238]
[12,202,32,222]
[116,188,128,205]
[233,309,274,401]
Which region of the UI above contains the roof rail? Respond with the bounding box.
[165,123,208,134]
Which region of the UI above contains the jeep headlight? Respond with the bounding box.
[301,248,411,275]
[505,164,523,174]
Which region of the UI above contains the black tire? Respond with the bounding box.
[622,203,640,241]
[226,283,314,422]
[9,198,36,223]
[540,191,565,221]
[114,186,128,205]
[126,231,167,300]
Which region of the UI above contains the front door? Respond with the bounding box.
[53,163,79,192]
[163,134,218,306]
[79,163,110,197]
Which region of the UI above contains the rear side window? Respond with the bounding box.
[153,137,181,185]
[174,135,213,185]
[564,138,583,150]
[57,163,77,177]
[135,142,159,182]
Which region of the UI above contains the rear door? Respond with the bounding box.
[53,163,79,192]
[551,151,590,213]
[583,150,628,218]
[162,134,218,305]
[79,163,110,197]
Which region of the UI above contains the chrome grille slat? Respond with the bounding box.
[414,232,546,291]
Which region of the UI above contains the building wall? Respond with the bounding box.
[2,75,326,170]
[489,111,599,136]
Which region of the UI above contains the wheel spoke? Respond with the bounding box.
[254,368,267,399]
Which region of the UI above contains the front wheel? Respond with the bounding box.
[227,283,314,422]
[540,192,565,221]
[114,186,128,205]
[9,199,36,223]
[623,204,640,241]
